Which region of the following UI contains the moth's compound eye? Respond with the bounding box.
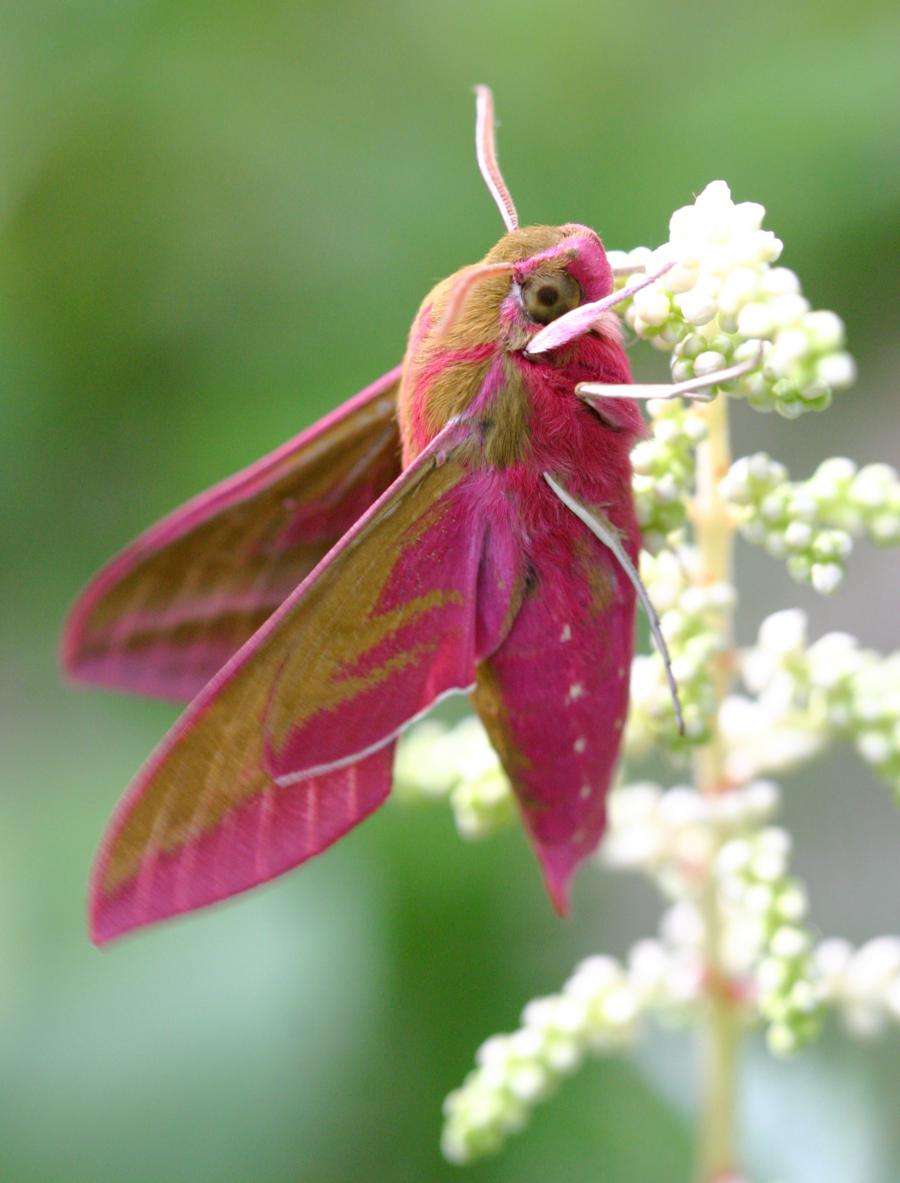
[522,272,582,325]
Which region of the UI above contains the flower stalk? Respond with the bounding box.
[692,391,742,1181]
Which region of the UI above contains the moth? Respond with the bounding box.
[64,88,742,944]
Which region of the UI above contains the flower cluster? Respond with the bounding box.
[716,693,824,787]
[813,937,900,1037]
[625,548,733,754]
[441,771,899,1162]
[716,829,821,1055]
[739,610,900,796]
[631,397,707,552]
[602,778,779,896]
[721,455,900,592]
[803,458,900,545]
[394,716,514,838]
[441,955,639,1163]
[609,180,855,417]
[602,779,822,1059]
[848,654,900,795]
[442,938,701,1165]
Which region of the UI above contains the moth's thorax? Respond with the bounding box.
[397,223,639,473]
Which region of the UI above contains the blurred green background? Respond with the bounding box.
[1,2,898,1180]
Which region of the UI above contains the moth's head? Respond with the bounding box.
[484,223,614,348]
[485,224,612,313]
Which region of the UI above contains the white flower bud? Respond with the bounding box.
[771,926,810,959]
[857,731,890,764]
[693,350,727,376]
[509,1064,549,1102]
[803,310,845,350]
[745,883,774,914]
[761,267,801,297]
[768,293,810,329]
[666,260,700,293]
[632,286,671,326]
[567,956,621,998]
[757,957,788,993]
[716,839,752,876]
[783,520,813,549]
[789,979,818,1013]
[732,200,765,231]
[754,230,783,263]
[815,351,857,389]
[606,250,631,271]
[777,884,809,921]
[717,266,759,314]
[676,287,718,325]
[814,938,853,983]
[601,987,638,1027]
[810,562,844,595]
[757,611,806,658]
[737,302,774,338]
[743,780,781,817]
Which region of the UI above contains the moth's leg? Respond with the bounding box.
[542,472,686,737]
[610,262,647,277]
[577,345,763,404]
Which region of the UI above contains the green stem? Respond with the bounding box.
[692,392,742,1182]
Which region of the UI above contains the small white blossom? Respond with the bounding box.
[441,900,712,1164]
[721,454,899,590]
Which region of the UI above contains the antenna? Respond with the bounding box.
[474,85,519,233]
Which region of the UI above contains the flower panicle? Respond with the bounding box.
[441,774,899,1164]
[387,179,900,1172]
[441,939,699,1165]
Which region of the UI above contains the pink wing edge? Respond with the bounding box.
[61,364,403,700]
[88,416,521,945]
